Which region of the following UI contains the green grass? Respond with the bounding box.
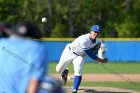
[66,81,140,92]
[49,62,140,74]
[49,62,140,92]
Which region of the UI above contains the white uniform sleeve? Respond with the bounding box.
[78,36,90,51]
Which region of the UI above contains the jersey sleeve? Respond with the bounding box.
[84,48,98,60]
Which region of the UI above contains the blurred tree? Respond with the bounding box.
[51,22,67,37]
[0,0,140,38]
[114,0,140,37]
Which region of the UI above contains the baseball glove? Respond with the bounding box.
[92,42,101,54]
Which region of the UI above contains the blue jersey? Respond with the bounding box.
[0,37,48,93]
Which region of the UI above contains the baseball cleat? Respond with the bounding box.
[61,68,69,84]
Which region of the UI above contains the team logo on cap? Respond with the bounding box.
[96,25,99,30]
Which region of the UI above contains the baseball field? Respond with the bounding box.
[49,62,140,93]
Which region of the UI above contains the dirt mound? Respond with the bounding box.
[53,74,140,82]
[65,87,140,93]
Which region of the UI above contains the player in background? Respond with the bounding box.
[56,24,108,93]
[98,40,107,59]
[0,21,49,93]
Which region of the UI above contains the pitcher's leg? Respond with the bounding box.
[56,44,76,84]
[72,56,85,93]
[56,44,74,73]
[56,60,70,73]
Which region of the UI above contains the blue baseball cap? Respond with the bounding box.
[91,25,101,32]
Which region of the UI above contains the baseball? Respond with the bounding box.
[41,17,47,22]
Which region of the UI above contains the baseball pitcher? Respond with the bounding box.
[56,25,108,93]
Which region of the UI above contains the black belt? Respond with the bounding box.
[69,47,79,56]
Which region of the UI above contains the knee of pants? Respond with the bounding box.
[56,65,63,73]
[74,68,82,76]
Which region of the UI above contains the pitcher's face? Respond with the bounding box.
[90,31,100,40]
